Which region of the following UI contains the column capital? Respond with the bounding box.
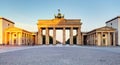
[63,27,66,29]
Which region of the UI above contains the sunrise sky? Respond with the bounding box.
[0,0,120,42]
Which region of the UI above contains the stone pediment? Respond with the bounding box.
[5,27,22,32]
[87,26,116,35]
[5,27,31,33]
[95,26,116,31]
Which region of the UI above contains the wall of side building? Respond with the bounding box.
[0,18,14,45]
[0,17,37,46]
[0,19,2,44]
[4,28,36,45]
[2,19,14,45]
[87,31,115,46]
[118,18,120,45]
[106,18,119,45]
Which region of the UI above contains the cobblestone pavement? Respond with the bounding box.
[0,46,120,65]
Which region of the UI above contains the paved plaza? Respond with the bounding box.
[0,45,120,65]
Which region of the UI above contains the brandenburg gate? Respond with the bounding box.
[37,10,82,45]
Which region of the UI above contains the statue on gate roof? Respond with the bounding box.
[55,9,64,18]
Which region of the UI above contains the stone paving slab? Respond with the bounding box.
[0,46,34,53]
[0,45,120,65]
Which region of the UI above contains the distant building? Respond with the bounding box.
[0,17,37,45]
[4,27,36,45]
[84,26,116,46]
[0,17,15,45]
[106,16,120,45]
[0,12,119,46]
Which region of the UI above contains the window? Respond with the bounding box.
[111,23,112,25]
[8,24,9,26]
[14,34,16,37]
[103,34,105,37]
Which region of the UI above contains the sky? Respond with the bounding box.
[0,0,120,42]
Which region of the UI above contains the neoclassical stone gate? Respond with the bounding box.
[37,11,82,45]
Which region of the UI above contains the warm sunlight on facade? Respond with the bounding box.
[0,17,37,45]
[37,10,82,45]
[0,10,118,46]
[0,17,14,45]
[4,27,37,45]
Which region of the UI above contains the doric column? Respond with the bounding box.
[38,29,40,45]
[20,32,22,45]
[89,35,90,45]
[89,35,90,44]
[96,32,98,46]
[92,34,93,45]
[95,34,96,45]
[70,27,73,45]
[18,32,22,45]
[21,32,25,45]
[30,34,32,45]
[18,32,20,45]
[26,33,28,45]
[77,27,81,45]
[11,33,14,45]
[113,32,116,46]
[93,34,95,45]
[38,28,43,45]
[27,34,28,45]
[108,32,111,46]
[92,33,94,45]
[101,32,103,46]
[46,27,49,45]
[40,28,43,45]
[4,32,7,45]
[91,34,92,45]
[63,27,66,45]
[53,27,56,45]
[90,35,91,45]
[93,34,94,45]
[25,33,27,45]
[15,32,18,45]
[21,32,23,45]
[9,32,12,45]
[16,32,19,45]
[87,35,89,45]
[81,33,83,45]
